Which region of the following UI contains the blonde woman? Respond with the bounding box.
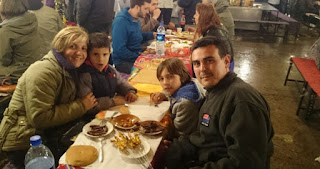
[0,26,97,168]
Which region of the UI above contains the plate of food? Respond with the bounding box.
[139,120,166,135]
[111,132,150,159]
[113,114,140,130]
[82,120,113,138]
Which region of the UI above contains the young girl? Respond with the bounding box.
[151,58,205,136]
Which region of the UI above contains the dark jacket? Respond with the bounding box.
[0,12,40,83]
[111,8,154,66]
[189,72,274,169]
[75,0,115,33]
[178,0,200,24]
[78,63,137,113]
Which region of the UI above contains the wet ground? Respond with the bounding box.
[233,26,320,169]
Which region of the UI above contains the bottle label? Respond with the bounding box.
[180,21,185,25]
[156,34,165,42]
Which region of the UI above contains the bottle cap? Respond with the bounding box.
[182,15,185,17]
[30,135,42,146]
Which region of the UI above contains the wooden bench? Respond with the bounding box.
[270,11,300,41]
[284,57,320,118]
[233,19,289,41]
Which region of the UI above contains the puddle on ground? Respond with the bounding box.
[275,134,294,143]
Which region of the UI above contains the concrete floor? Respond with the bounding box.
[233,26,320,169]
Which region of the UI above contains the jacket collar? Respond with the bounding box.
[84,60,108,72]
[205,72,237,94]
[42,50,73,78]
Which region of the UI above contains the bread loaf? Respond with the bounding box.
[66,145,98,166]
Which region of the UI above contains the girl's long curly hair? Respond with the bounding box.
[194,3,221,41]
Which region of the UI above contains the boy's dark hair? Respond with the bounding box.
[27,0,43,10]
[157,58,191,86]
[130,0,151,8]
[88,33,110,52]
[191,36,228,59]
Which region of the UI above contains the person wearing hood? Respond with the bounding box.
[0,0,40,84]
[112,0,155,74]
[0,26,97,168]
[27,0,65,59]
[150,58,206,137]
[203,0,235,37]
[79,32,138,115]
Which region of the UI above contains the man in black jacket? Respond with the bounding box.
[165,37,274,169]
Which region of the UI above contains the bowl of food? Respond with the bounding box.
[139,120,166,135]
[113,114,140,130]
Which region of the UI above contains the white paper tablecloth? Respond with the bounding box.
[59,97,170,169]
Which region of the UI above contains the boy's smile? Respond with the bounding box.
[89,47,110,72]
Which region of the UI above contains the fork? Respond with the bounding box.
[98,137,104,162]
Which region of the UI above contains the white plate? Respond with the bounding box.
[82,120,113,138]
[119,140,150,159]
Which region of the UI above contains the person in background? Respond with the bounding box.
[165,37,274,169]
[27,0,65,58]
[150,58,205,138]
[0,0,40,84]
[0,26,97,168]
[192,3,234,71]
[75,0,115,34]
[114,0,131,17]
[79,33,138,114]
[178,0,200,24]
[203,0,235,37]
[138,0,161,32]
[112,0,154,74]
[158,0,173,26]
[65,0,75,22]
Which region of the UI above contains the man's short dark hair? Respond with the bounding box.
[88,33,110,52]
[191,37,229,59]
[130,0,151,8]
[27,0,43,10]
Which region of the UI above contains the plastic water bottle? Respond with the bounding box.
[25,135,55,169]
[156,22,165,56]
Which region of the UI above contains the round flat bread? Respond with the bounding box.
[66,145,98,166]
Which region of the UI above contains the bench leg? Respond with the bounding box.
[305,89,317,119]
[284,58,293,86]
[296,82,308,116]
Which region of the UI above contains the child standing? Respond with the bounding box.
[79,33,138,114]
[151,58,205,137]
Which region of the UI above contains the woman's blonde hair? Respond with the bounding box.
[51,26,88,52]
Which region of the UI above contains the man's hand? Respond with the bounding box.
[163,139,172,149]
[153,8,161,20]
[113,95,126,105]
[81,92,98,111]
[125,92,138,102]
[168,22,175,30]
[150,92,167,104]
